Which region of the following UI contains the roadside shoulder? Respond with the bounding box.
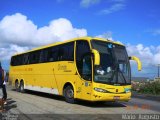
[132,91,160,102]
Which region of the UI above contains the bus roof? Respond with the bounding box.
[12,36,124,56]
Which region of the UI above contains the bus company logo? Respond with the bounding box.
[13,68,33,72]
[58,64,67,71]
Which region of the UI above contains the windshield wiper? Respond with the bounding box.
[118,70,127,84]
[109,63,127,84]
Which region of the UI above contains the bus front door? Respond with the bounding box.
[80,54,92,100]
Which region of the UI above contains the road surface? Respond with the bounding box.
[1,85,160,120]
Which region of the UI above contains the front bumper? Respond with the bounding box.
[91,91,131,102]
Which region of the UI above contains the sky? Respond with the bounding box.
[0,0,160,78]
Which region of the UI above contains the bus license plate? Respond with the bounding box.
[113,96,120,100]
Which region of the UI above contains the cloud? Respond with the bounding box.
[35,18,87,45]
[96,31,113,40]
[98,0,126,15]
[127,44,153,66]
[149,29,160,36]
[0,13,87,46]
[80,0,101,8]
[0,13,87,60]
[96,31,123,44]
[0,13,159,78]
[126,44,160,66]
[126,44,160,77]
[0,13,37,46]
[0,44,29,60]
[99,3,125,15]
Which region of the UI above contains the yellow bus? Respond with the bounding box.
[9,37,142,103]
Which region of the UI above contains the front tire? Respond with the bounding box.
[64,85,75,104]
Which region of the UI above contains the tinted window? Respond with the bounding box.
[39,49,48,63]
[47,47,59,62]
[11,56,16,66]
[92,40,131,85]
[11,42,74,66]
[23,53,29,65]
[76,40,91,80]
[58,42,74,61]
[17,55,22,65]
[29,51,40,64]
[82,55,92,81]
[11,55,24,66]
[18,55,23,65]
[76,41,90,61]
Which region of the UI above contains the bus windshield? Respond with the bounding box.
[91,40,131,85]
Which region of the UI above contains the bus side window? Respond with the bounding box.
[15,55,23,66]
[48,47,58,62]
[40,49,48,63]
[29,51,40,64]
[63,42,74,61]
[11,56,16,66]
[48,48,55,62]
[23,53,29,65]
[52,47,58,62]
[58,46,64,61]
[58,42,74,61]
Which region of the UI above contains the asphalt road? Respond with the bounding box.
[1,85,160,120]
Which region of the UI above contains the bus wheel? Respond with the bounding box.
[20,81,25,93]
[15,81,19,92]
[64,85,75,104]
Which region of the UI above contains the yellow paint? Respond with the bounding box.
[130,56,142,71]
[9,37,139,102]
[92,49,100,65]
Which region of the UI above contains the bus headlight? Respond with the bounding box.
[94,88,107,93]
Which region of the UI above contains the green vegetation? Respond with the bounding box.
[132,81,160,95]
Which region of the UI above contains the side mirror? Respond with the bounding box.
[92,49,100,65]
[129,56,142,71]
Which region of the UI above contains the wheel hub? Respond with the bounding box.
[67,89,73,98]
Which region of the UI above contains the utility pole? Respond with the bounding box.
[158,64,160,78]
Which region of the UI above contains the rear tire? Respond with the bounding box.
[15,81,19,92]
[63,85,75,104]
[19,81,25,93]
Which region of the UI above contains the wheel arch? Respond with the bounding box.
[20,79,25,84]
[15,79,19,85]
